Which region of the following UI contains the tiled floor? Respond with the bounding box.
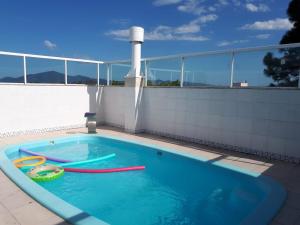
[0,126,300,225]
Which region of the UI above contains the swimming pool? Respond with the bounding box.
[0,135,286,225]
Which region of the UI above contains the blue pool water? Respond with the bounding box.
[4,135,285,225]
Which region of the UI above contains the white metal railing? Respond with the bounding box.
[104,42,300,88]
[104,43,300,64]
[1,42,300,88]
[0,51,104,85]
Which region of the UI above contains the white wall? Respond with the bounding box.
[102,87,126,128]
[1,84,299,160]
[142,88,300,160]
[0,85,104,135]
[101,86,145,132]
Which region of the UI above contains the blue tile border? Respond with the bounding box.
[0,124,85,138]
[145,129,300,164]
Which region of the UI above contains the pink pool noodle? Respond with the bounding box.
[19,148,72,163]
[64,166,145,173]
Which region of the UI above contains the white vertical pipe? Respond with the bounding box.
[23,56,27,84]
[230,51,235,88]
[180,57,184,87]
[64,60,68,85]
[97,63,100,86]
[128,27,144,77]
[131,42,141,76]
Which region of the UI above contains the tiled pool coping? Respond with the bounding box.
[0,127,300,225]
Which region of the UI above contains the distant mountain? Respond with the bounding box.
[0,71,212,86]
[0,71,106,84]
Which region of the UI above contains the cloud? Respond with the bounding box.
[218,0,228,6]
[254,34,271,39]
[174,14,217,34]
[105,29,130,41]
[145,26,208,41]
[44,40,57,50]
[217,39,249,47]
[146,26,208,41]
[177,0,206,15]
[106,11,218,42]
[208,6,216,11]
[106,25,208,42]
[175,22,201,34]
[245,3,269,12]
[241,18,293,30]
[196,14,218,23]
[153,0,182,6]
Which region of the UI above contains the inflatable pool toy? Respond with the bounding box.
[64,166,145,173]
[27,164,64,182]
[13,156,46,168]
[19,148,71,163]
[58,153,116,167]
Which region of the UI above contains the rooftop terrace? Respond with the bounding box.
[0,29,300,224]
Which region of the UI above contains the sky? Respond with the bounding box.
[0,0,293,61]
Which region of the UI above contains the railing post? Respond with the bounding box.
[230,51,235,88]
[97,63,100,86]
[110,64,113,85]
[106,64,110,86]
[23,56,27,84]
[180,57,184,87]
[144,60,148,87]
[64,60,68,85]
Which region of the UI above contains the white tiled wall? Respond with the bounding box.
[102,86,126,128]
[142,88,300,160]
[0,85,104,135]
[1,84,299,160]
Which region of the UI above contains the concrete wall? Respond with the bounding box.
[0,84,104,136]
[142,87,300,160]
[1,84,299,161]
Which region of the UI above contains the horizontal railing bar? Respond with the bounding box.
[0,51,104,64]
[111,63,131,67]
[103,59,131,64]
[149,68,181,73]
[104,42,300,64]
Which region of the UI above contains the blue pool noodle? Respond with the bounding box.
[58,153,116,167]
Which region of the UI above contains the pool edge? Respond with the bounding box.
[0,147,108,225]
[0,133,287,225]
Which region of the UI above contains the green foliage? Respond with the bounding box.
[147,80,180,86]
[263,0,300,87]
[111,80,125,85]
[280,0,300,44]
